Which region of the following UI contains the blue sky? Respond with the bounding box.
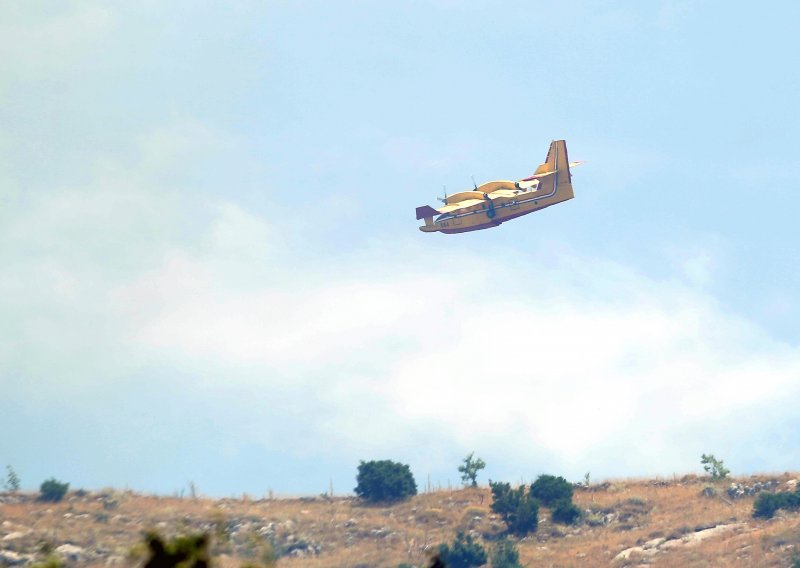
[2,1,800,496]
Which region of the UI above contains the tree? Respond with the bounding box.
[354,460,417,503]
[701,454,730,480]
[4,465,20,493]
[39,478,69,502]
[458,452,486,487]
[437,531,487,568]
[489,481,539,536]
[489,538,521,568]
[530,474,573,507]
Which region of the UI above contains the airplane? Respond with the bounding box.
[415,140,581,234]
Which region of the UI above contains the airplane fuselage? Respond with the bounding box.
[420,183,572,234]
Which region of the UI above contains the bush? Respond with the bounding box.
[142,531,210,567]
[551,499,582,525]
[489,538,521,568]
[437,531,487,568]
[489,481,539,536]
[39,478,69,502]
[753,490,800,519]
[354,460,417,503]
[530,474,573,507]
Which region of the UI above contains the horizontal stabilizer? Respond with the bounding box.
[416,205,440,220]
[519,169,557,182]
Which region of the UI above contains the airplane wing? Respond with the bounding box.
[437,199,484,213]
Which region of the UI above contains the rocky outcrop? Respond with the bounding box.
[615,524,745,561]
[727,480,778,499]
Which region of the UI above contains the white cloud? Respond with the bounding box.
[99,218,800,480]
[2,116,799,492]
[0,3,113,85]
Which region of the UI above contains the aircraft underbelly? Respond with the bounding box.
[437,196,570,234]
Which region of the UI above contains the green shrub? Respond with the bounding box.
[437,531,487,568]
[489,538,521,568]
[142,531,210,567]
[753,490,800,519]
[530,474,573,507]
[39,478,69,502]
[489,481,539,536]
[551,499,582,525]
[354,460,417,503]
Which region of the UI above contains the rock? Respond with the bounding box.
[56,543,86,562]
[644,537,666,549]
[661,524,743,549]
[727,480,779,499]
[0,550,31,566]
[613,546,658,561]
[2,532,28,541]
[701,486,716,497]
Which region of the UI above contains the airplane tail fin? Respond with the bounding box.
[523,140,575,200]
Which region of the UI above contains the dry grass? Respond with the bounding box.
[1,476,800,567]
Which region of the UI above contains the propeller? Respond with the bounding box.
[437,185,448,204]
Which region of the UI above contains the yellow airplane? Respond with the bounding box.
[415,140,580,234]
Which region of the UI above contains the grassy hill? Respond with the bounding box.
[1,473,799,567]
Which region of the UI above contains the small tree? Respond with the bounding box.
[437,531,487,568]
[354,460,417,503]
[489,538,521,568]
[530,474,573,507]
[458,452,486,487]
[489,481,539,536]
[701,454,730,480]
[4,465,20,492]
[39,478,69,502]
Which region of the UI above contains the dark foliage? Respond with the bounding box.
[143,531,210,568]
[489,481,539,536]
[354,460,417,503]
[437,531,487,568]
[530,474,573,507]
[489,538,521,568]
[753,490,800,519]
[38,478,69,503]
[551,499,582,525]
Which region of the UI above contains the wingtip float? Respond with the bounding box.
[416,140,581,234]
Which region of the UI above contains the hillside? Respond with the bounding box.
[1,474,799,567]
